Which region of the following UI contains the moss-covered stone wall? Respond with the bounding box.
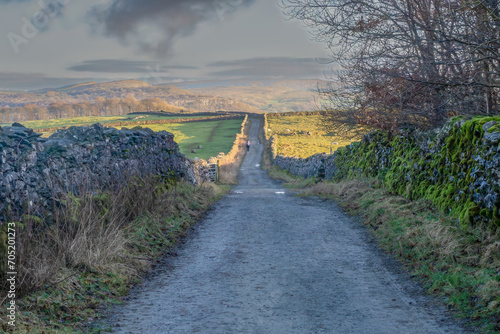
[274,116,500,228]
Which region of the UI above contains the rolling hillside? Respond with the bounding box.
[0,79,328,124]
[0,80,259,112]
[175,79,327,113]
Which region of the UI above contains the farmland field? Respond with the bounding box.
[266,113,358,158]
[122,119,244,160]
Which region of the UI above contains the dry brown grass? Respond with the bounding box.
[215,116,251,184]
[13,183,142,296]
[14,205,114,296]
[2,177,226,333]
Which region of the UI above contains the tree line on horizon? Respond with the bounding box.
[0,96,187,124]
[283,0,500,133]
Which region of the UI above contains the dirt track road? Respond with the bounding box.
[108,118,470,333]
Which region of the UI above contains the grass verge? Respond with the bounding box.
[265,166,317,189]
[260,115,274,171]
[215,116,251,185]
[2,177,229,333]
[267,171,500,333]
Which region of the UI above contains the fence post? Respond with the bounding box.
[217,160,220,183]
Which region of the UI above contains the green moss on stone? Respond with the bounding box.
[328,116,499,229]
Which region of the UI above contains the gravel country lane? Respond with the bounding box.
[109,118,471,334]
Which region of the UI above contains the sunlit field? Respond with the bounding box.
[266,114,357,158]
[122,119,245,160]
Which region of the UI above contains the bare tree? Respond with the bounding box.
[282,0,500,131]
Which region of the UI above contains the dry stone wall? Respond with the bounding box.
[0,123,209,223]
[273,153,330,179]
[272,116,500,228]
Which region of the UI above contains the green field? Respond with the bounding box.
[2,114,204,129]
[122,119,243,160]
[267,114,357,158]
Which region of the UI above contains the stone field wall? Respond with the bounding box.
[272,116,500,228]
[0,123,209,224]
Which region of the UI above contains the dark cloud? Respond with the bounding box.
[207,57,333,79]
[87,0,256,57]
[67,59,197,73]
[0,72,97,91]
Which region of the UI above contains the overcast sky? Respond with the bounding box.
[0,0,333,91]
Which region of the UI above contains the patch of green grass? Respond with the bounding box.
[126,119,244,160]
[264,166,318,190]
[14,270,131,333]
[266,165,302,183]
[266,114,355,158]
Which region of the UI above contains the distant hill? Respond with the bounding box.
[88,79,152,89]
[32,80,154,94]
[176,79,327,113]
[173,79,326,91]
[31,82,99,94]
[0,78,326,118]
[0,80,259,113]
